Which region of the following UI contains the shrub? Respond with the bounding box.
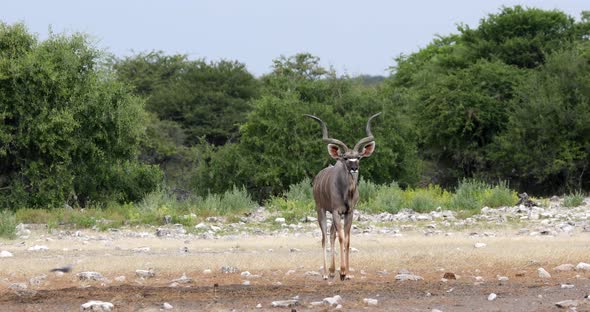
[482,181,518,207]
[563,191,585,208]
[405,185,452,213]
[197,186,257,216]
[359,183,404,214]
[267,178,315,223]
[450,179,488,210]
[0,210,16,239]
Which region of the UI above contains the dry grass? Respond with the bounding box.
[1,230,589,282]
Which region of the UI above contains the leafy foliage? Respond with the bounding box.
[115,51,260,146]
[0,23,161,208]
[386,6,589,192]
[490,45,590,192]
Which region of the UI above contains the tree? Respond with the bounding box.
[195,54,421,200]
[0,23,161,208]
[386,6,586,187]
[490,44,590,192]
[459,6,577,68]
[115,52,260,146]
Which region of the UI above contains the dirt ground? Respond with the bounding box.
[1,230,590,311]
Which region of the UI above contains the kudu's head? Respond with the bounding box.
[305,113,380,177]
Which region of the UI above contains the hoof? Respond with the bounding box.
[322,275,329,280]
[340,273,346,281]
[328,272,335,279]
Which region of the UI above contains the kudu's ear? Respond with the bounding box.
[327,144,342,159]
[360,141,376,158]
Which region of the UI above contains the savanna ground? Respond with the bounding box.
[1,226,590,312]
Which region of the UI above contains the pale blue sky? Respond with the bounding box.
[2,0,587,76]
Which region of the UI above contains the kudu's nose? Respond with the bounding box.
[348,159,359,173]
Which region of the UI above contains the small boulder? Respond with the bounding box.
[554,264,575,272]
[395,273,423,281]
[0,250,13,257]
[323,295,343,307]
[135,269,155,278]
[363,298,378,306]
[77,272,104,281]
[271,299,298,307]
[538,268,551,278]
[474,243,486,248]
[80,300,114,311]
[27,245,48,252]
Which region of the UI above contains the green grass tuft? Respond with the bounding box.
[563,191,585,208]
[0,210,17,239]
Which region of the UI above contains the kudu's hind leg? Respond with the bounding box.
[317,210,329,280]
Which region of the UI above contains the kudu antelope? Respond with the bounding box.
[305,112,380,280]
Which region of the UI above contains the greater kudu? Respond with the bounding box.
[305,112,380,280]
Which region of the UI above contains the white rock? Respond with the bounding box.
[554,264,575,271]
[363,298,378,306]
[80,300,114,311]
[474,243,487,248]
[172,273,192,283]
[135,269,155,278]
[242,280,250,285]
[0,250,13,257]
[77,272,104,281]
[271,299,298,307]
[274,217,286,223]
[132,246,150,253]
[27,245,48,252]
[162,302,173,310]
[432,310,444,312]
[488,293,497,301]
[576,262,590,271]
[497,276,509,282]
[561,284,575,289]
[240,271,251,277]
[195,222,209,230]
[555,300,578,308]
[256,303,262,308]
[114,276,126,282]
[203,269,212,274]
[395,273,423,281]
[323,295,343,307]
[538,268,551,278]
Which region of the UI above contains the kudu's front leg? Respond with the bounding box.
[342,212,354,280]
[332,212,347,280]
[329,219,337,278]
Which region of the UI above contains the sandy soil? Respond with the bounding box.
[1,229,590,311]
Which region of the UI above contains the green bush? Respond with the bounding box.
[267,178,315,223]
[563,191,585,208]
[405,185,452,213]
[482,181,518,207]
[0,210,17,239]
[450,179,488,210]
[359,183,404,214]
[197,186,257,216]
[0,22,162,208]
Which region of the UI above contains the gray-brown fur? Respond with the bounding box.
[305,113,380,280]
